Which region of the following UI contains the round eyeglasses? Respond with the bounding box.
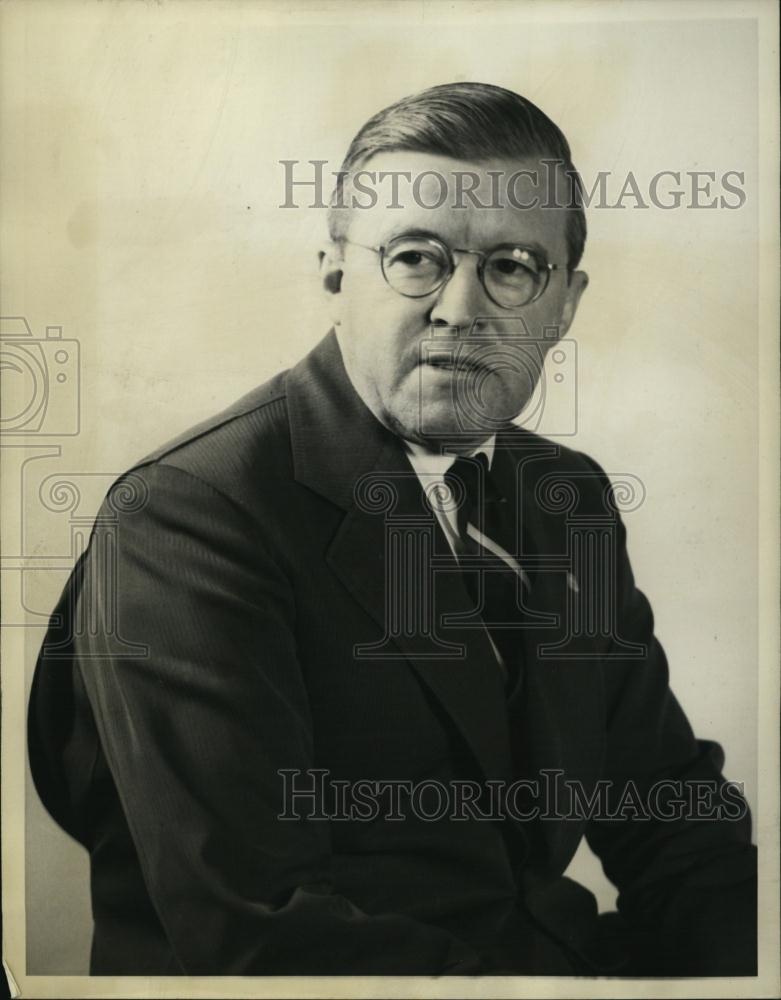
[342,233,568,309]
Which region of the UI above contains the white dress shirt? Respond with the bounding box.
[403,437,530,682]
[403,436,530,589]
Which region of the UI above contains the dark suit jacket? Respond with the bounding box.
[28,331,756,976]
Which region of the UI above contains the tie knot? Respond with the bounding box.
[444,453,501,540]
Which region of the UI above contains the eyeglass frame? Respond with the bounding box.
[339,233,571,309]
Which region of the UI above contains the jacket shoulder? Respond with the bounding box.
[108,369,293,514]
[139,369,289,466]
[499,426,617,520]
[501,425,607,477]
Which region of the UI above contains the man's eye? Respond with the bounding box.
[492,257,532,276]
[394,251,426,266]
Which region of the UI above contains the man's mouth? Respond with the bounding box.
[423,353,484,373]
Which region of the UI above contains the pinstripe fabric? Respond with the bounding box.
[28,330,756,976]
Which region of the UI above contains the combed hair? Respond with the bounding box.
[328,81,586,269]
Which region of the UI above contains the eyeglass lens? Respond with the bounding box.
[380,236,548,308]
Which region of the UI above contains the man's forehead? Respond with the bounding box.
[342,150,570,253]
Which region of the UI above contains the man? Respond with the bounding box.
[28,82,756,977]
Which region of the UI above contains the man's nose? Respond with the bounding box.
[429,254,488,328]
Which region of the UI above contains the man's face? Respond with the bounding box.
[322,152,588,451]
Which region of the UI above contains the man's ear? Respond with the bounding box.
[319,241,344,297]
[559,270,588,335]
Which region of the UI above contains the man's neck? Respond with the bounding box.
[404,434,497,468]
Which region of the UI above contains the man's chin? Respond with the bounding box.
[387,403,504,452]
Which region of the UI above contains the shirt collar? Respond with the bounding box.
[403,435,497,477]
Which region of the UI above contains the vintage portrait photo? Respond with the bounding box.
[2,1,778,997]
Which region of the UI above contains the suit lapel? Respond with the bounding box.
[286,332,606,840]
[326,472,514,783]
[502,438,607,869]
[287,333,514,785]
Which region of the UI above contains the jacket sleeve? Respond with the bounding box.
[75,461,483,975]
[579,453,757,975]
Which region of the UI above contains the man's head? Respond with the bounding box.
[320,82,589,452]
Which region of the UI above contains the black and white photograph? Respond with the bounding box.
[2,1,778,997]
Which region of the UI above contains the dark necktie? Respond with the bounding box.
[443,453,526,695]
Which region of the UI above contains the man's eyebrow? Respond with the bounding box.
[379,226,551,256]
[379,226,446,245]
